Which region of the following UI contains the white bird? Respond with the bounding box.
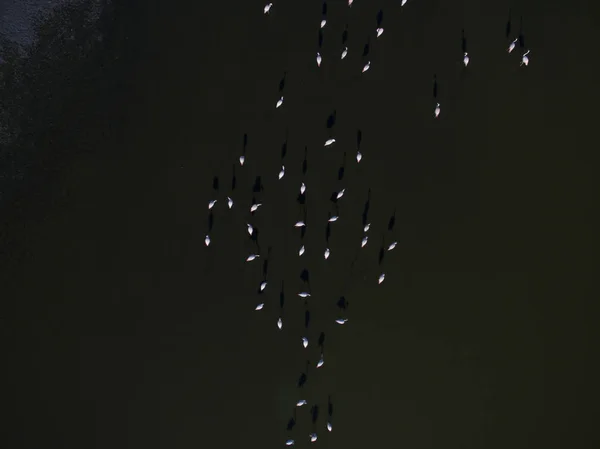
[316,355,324,368]
[335,318,348,325]
[316,52,322,67]
[508,38,518,53]
[255,303,264,311]
[336,189,345,199]
[247,223,254,236]
[324,138,336,146]
[388,241,397,251]
[296,399,308,407]
[227,196,233,209]
[246,254,260,262]
[205,235,211,247]
[341,47,348,59]
[285,439,295,446]
[378,273,386,284]
[362,61,370,72]
[320,19,326,29]
[302,337,308,348]
[264,3,272,14]
[276,96,284,108]
[250,203,262,212]
[348,0,353,7]
[356,150,363,163]
[327,422,332,432]
[300,182,306,194]
[277,317,283,330]
[239,155,245,166]
[298,292,311,298]
[328,215,339,222]
[434,103,441,118]
[521,50,530,66]
[294,221,306,227]
[324,248,330,259]
[361,235,368,248]
[260,281,267,291]
[278,165,285,180]
[401,0,408,5]
[310,433,318,443]
[364,223,371,232]
[299,245,305,256]
[463,52,469,67]
[208,199,217,209]
[376,27,384,38]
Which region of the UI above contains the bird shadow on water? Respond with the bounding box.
[212,176,219,192]
[297,360,309,388]
[388,209,396,231]
[376,9,383,28]
[318,29,324,49]
[362,188,371,226]
[279,71,287,93]
[356,129,362,149]
[280,281,285,309]
[336,296,348,311]
[342,24,348,45]
[337,151,346,181]
[252,176,264,193]
[506,8,512,39]
[304,308,311,329]
[302,146,308,175]
[231,165,236,191]
[326,109,337,130]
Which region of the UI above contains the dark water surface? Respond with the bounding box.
[1,0,597,448]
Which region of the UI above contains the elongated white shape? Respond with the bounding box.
[401,0,408,6]
[227,196,233,209]
[508,38,518,53]
[335,318,348,325]
[264,3,272,14]
[327,422,332,432]
[328,215,339,222]
[205,235,211,246]
[302,337,308,348]
[285,439,295,446]
[361,236,368,247]
[388,241,397,251]
[277,317,283,330]
[310,433,318,443]
[348,0,353,6]
[298,292,311,298]
[324,248,330,259]
[255,303,264,310]
[299,245,305,256]
[316,52,322,67]
[297,399,307,406]
[463,52,469,67]
[378,273,386,284]
[276,96,284,108]
[324,138,336,146]
[247,223,253,236]
[376,27,384,38]
[320,19,326,29]
[336,188,345,199]
[363,223,371,232]
[362,61,370,72]
[434,103,441,118]
[317,356,324,368]
[356,151,362,163]
[246,254,260,262]
[278,165,285,180]
[260,281,267,291]
[250,203,262,212]
[300,182,306,194]
[239,155,245,166]
[208,199,217,209]
[341,47,348,59]
[521,50,530,66]
[294,221,306,227]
